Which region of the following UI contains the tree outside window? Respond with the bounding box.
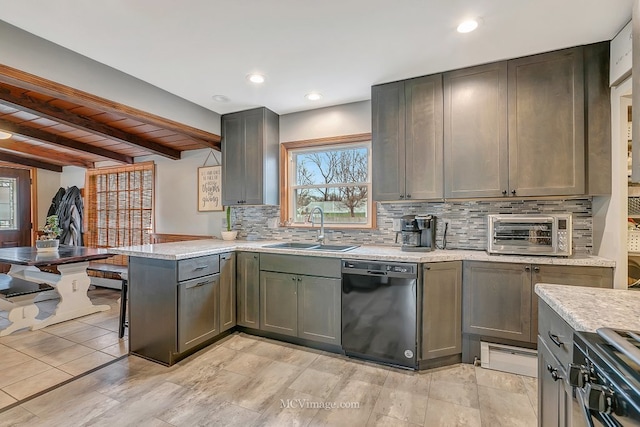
[289,142,372,226]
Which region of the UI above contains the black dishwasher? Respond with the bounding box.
[341,260,418,369]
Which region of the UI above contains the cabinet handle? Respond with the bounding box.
[186,280,210,289]
[253,255,258,259]
[511,190,517,196]
[406,194,411,199]
[399,194,404,199]
[297,277,301,282]
[502,190,507,196]
[291,277,296,281]
[524,266,530,272]
[546,364,563,381]
[193,265,208,270]
[548,331,563,347]
[425,265,430,270]
[533,266,540,273]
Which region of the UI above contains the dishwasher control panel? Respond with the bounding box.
[342,260,417,276]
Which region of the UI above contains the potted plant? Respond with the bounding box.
[36,215,61,251]
[221,206,238,241]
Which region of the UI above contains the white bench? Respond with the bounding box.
[0,274,54,336]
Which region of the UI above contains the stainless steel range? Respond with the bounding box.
[570,328,640,426]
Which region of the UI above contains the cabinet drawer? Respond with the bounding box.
[260,254,341,278]
[538,299,574,367]
[178,255,220,281]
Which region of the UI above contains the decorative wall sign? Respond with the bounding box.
[198,166,222,211]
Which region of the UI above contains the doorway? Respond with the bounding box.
[0,166,32,272]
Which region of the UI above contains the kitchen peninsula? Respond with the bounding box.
[110,240,614,367]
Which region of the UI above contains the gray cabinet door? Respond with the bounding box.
[372,81,406,201]
[463,261,531,341]
[530,265,612,343]
[219,252,236,333]
[298,276,341,345]
[538,336,566,427]
[421,261,462,360]
[221,112,245,205]
[444,62,509,198]
[177,274,219,353]
[236,252,260,328]
[405,75,444,199]
[242,109,265,205]
[260,271,298,337]
[508,47,585,196]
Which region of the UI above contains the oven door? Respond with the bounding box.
[489,216,557,255]
[570,383,640,427]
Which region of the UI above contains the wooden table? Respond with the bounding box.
[0,246,112,332]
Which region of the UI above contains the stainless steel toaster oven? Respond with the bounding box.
[487,214,572,256]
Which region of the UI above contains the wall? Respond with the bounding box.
[35,169,60,229]
[0,20,220,134]
[136,149,225,237]
[594,76,633,288]
[59,149,226,238]
[231,199,593,254]
[280,101,371,141]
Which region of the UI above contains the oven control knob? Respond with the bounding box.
[585,383,615,414]
[568,364,590,388]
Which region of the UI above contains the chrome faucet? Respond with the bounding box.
[310,206,325,244]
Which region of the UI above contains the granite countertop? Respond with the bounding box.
[535,284,640,332]
[108,239,615,267]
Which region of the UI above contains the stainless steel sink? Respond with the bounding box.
[263,242,359,252]
[311,244,359,252]
[264,242,320,249]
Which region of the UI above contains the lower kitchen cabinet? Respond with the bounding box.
[463,262,532,341]
[298,275,341,345]
[421,261,462,360]
[259,253,342,346]
[219,252,236,332]
[537,299,578,427]
[128,254,221,365]
[260,271,298,336]
[177,274,219,353]
[236,252,260,328]
[538,335,568,427]
[463,261,613,356]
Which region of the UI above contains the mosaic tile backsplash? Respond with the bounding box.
[229,198,593,254]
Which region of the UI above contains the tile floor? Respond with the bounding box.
[0,332,538,426]
[0,287,127,407]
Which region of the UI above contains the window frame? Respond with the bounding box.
[280,133,375,229]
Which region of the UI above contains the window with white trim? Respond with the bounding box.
[285,140,372,227]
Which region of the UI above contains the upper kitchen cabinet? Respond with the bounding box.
[372,74,444,201]
[442,43,609,199]
[222,107,279,206]
[508,47,585,197]
[444,62,508,198]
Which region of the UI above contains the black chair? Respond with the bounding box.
[118,278,128,338]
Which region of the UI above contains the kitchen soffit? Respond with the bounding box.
[0,0,633,116]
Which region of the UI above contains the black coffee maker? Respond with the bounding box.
[398,214,436,252]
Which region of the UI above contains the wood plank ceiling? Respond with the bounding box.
[0,65,221,172]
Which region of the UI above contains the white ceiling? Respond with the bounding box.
[0,0,634,115]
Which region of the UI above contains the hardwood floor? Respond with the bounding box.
[0,288,126,406]
[0,332,538,426]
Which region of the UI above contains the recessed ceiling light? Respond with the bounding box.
[457,19,479,33]
[247,73,265,84]
[305,92,323,101]
[212,95,230,102]
[0,130,12,140]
